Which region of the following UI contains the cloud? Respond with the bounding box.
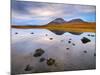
[11,1,96,25]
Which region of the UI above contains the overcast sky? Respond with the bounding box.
[11,0,96,25]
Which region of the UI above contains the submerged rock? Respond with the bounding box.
[69,38,72,40]
[87,34,95,37]
[45,34,48,36]
[33,48,45,57]
[66,48,69,50]
[81,37,91,44]
[31,32,34,34]
[15,32,18,34]
[72,43,75,46]
[49,38,53,40]
[39,58,45,62]
[61,40,64,42]
[91,35,95,37]
[83,50,87,53]
[87,34,91,36]
[47,58,55,66]
[24,64,33,71]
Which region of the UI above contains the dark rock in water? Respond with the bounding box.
[72,43,75,46]
[83,50,87,53]
[87,34,91,36]
[68,41,71,43]
[24,64,33,71]
[50,30,65,35]
[94,53,96,56]
[15,32,18,34]
[61,40,64,42]
[45,34,48,36]
[40,58,45,62]
[66,48,69,50]
[87,34,95,37]
[47,58,55,66]
[50,38,53,40]
[33,48,45,57]
[31,32,34,34]
[91,35,95,37]
[81,37,91,44]
[69,38,72,40]
[69,32,83,35]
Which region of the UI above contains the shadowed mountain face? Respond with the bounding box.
[67,18,85,23]
[48,18,66,24]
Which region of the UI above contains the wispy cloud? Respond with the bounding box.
[11,1,96,25]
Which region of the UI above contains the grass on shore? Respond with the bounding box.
[12,22,96,33]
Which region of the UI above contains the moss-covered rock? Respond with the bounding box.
[24,64,33,71]
[47,58,55,66]
[81,37,91,44]
[33,48,45,57]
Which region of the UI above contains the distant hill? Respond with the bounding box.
[47,18,89,25]
[67,18,86,23]
[48,18,66,24]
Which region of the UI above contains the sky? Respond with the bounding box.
[11,0,96,25]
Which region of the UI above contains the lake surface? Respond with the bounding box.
[11,28,96,74]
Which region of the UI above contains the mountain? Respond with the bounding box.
[48,18,66,24]
[67,18,85,23]
[48,18,87,25]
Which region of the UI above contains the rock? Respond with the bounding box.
[45,34,48,36]
[61,40,64,42]
[69,38,72,40]
[94,53,96,56]
[68,41,71,43]
[31,32,34,34]
[66,48,69,50]
[24,64,33,71]
[39,58,45,62]
[81,37,91,44]
[33,48,45,57]
[83,50,87,53]
[72,43,75,46]
[15,32,18,34]
[91,35,95,37]
[47,58,55,66]
[87,34,90,36]
[50,38,53,40]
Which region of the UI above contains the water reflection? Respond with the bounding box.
[11,28,96,74]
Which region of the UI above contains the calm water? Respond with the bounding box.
[11,28,96,74]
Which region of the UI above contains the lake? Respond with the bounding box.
[11,28,96,74]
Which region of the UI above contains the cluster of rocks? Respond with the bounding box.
[87,34,95,37]
[13,31,95,73]
[24,48,57,72]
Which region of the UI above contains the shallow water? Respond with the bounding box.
[11,28,96,74]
